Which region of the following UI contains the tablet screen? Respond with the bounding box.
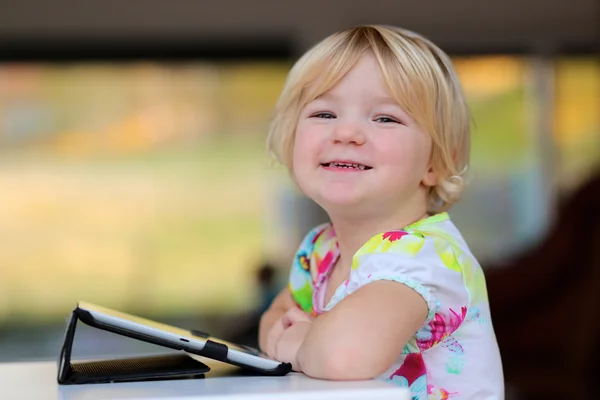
[79,302,269,359]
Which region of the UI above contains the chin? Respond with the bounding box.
[314,192,366,212]
[297,180,367,211]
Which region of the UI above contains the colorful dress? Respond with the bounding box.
[288,212,504,399]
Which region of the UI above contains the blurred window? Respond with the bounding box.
[0,62,290,322]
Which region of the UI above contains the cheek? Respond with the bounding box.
[291,129,313,186]
[291,130,305,173]
[375,139,413,166]
[292,126,319,167]
[291,143,313,197]
[376,134,431,171]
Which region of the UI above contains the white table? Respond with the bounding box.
[0,356,410,400]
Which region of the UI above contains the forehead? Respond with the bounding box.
[330,52,385,88]
[307,52,396,103]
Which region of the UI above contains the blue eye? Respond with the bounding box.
[312,112,336,119]
[375,116,400,123]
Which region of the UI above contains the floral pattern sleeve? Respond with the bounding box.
[326,230,468,326]
[285,214,504,399]
[287,223,330,313]
[322,219,503,399]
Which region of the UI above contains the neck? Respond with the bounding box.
[327,205,429,275]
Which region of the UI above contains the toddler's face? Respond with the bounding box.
[292,51,436,218]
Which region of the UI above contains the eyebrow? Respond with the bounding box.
[314,92,340,102]
[315,92,399,106]
[371,95,401,106]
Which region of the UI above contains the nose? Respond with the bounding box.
[331,121,366,146]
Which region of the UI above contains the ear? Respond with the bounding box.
[421,165,437,187]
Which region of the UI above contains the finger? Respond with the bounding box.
[282,313,293,329]
[267,323,283,357]
[266,318,284,358]
[273,332,283,360]
[285,307,312,324]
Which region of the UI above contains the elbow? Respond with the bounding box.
[301,346,384,381]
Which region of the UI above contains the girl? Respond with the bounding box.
[258,25,504,399]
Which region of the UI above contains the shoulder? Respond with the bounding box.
[288,222,334,312]
[293,223,335,268]
[298,222,334,252]
[291,222,333,267]
[335,214,476,321]
[353,213,474,273]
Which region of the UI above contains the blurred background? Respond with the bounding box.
[0,0,598,398]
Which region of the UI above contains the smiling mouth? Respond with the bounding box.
[320,161,373,170]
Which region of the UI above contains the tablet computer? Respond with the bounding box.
[72,301,292,376]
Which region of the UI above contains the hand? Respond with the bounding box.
[274,320,312,372]
[282,307,313,328]
[264,314,286,359]
[265,307,313,359]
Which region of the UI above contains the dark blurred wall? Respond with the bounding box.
[0,0,598,56]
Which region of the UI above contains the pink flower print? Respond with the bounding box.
[316,251,335,277]
[418,307,467,351]
[428,385,459,399]
[441,388,459,399]
[389,353,425,384]
[389,354,427,399]
[382,231,408,242]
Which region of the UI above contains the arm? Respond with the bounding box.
[296,281,428,380]
[258,286,297,353]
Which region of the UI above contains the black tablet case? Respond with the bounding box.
[57,305,291,384]
[57,308,210,384]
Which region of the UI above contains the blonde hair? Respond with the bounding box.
[267,25,470,213]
